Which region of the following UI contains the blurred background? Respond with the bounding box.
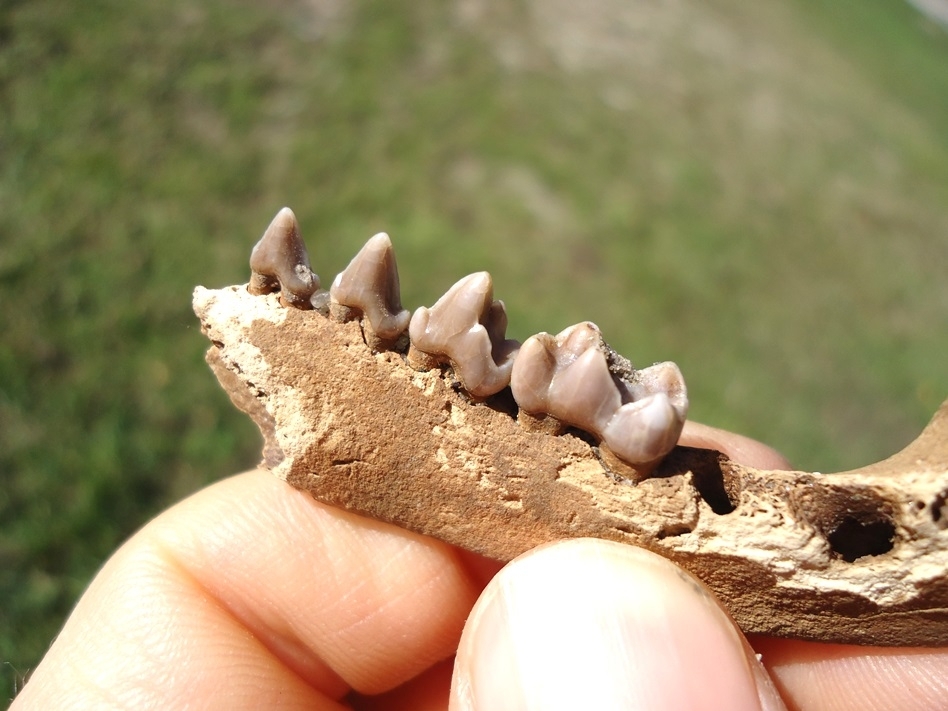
[2,0,947,697]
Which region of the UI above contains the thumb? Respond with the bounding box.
[450,538,785,711]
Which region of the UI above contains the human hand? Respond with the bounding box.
[11,426,948,710]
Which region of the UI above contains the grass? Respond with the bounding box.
[2,0,947,700]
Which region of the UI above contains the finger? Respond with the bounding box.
[13,469,483,710]
[751,637,948,711]
[450,538,787,711]
[349,658,455,711]
[680,420,793,470]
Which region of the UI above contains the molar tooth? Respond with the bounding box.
[510,321,688,477]
[407,272,520,398]
[601,392,686,472]
[248,207,321,309]
[547,345,622,433]
[512,323,619,432]
[329,232,411,350]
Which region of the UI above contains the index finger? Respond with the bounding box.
[13,469,485,709]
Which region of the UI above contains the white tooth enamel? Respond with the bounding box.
[602,392,685,465]
[510,322,688,472]
[330,232,411,344]
[248,207,320,309]
[408,272,520,397]
[548,347,621,433]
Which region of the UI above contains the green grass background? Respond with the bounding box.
[2,0,947,699]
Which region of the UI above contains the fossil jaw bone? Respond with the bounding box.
[329,232,411,351]
[511,322,688,478]
[248,207,321,309]
[196,208,948,646]
[408,272,520,398]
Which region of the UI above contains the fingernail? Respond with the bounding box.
[452,539,782,711]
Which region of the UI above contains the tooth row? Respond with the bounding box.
[247,208,689,476]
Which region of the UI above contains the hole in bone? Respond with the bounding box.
[692,460,737,515]
[656,523,694,539]
[795,485,897,562]
[931,489,948,528]
[827,517,896,562]
[646,447,738,513]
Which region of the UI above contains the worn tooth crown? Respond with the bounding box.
[248,207,320,308]
[408,272,520,397]
[329,232,411,344]
[510,322,688,471]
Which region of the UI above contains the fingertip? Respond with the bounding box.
[451,539,783,711]
[680,421,793,470]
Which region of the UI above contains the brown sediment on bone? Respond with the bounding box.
[195,282,948,646]
[407,272,520,398]
[329,232,411,351]
[248,207,321,308]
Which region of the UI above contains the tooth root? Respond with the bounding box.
[329,232,411,349]
[248,207,321,309]
[510,321,688,473]
[407,272,520,398]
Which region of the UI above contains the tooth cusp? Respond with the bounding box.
[407,272,520,398]
[510,322,688,476]
[248,207,320,309]
[330,232,411,349]
[602,392,685,465]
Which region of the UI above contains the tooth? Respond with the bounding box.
[329,233,411,350]
[601,392,686,469]
[549,347,623,433]
[510,321,687,475]
[512,323,619,432]
[248,207,321,309]
[624,361,688,412]
[407,272,520,397]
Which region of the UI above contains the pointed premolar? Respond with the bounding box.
[329,233,411,351]
[510,322,688,478]
[248,207,321,309]
[407,272,520,398]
